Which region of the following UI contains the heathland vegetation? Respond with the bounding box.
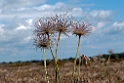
[0,52,124,83]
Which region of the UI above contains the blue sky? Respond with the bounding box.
[0,0,124,62]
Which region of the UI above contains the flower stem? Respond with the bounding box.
[78,55,81,81]
[71,36,81,83]
[56,32,61,61]
[55,32,61,83]
[43,48,49,83]
[47,34,62,83]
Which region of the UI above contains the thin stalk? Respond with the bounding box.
[47,34,62,83]
[55,32,61,83]
[78,56,81,81]
[56,32,61,60]
[71,36,81,83]
[107,54,111,64]
[43,48,49,83]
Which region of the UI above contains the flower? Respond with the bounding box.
[34,35,50,50]
[34,17,55,37]
[53,14,71,36]
[71,21,92,38]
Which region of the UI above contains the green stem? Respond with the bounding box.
[55,32,61,83]
[56,32,61,60]
[71,36,81,83]
[47,34,62,83]
[78,56,81,81]
[43,48,49,83]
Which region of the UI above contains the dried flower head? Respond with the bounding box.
[34,35,50,50]
[71,21,92,38]
[34,16,55,37]
[53,14,71,36]
[108,50,113,54]
[34,36,56,51]
[80,54,90,67]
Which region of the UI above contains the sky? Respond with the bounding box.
[0,0,124,62]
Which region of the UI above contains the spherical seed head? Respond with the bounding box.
[55,19,70,36]
[34,16,55,36]
[34,35,50,50]
[71,21,92,38]
[52,13,71,36]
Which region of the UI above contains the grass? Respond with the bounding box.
[0,59,124,83]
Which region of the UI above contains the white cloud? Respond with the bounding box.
[96,22,105,28]
[12,7,26,11]
[90,22,106,35]
[0,9,1,13]
[0,24,5,35]
[80,3,95,7]
[71,7,83,16]
[33,4,51,11]
[26,19,33,25]
[15,24,27,31]
[25,36,32,40]
[111,21,124,32]
[15,19,33,31]
[20,35,33,44]
[112,21,124,29]
[73,8,82,11]
[0,0,46,9]
[0,27,4,34]
[24,36,32,43]
[0,0,46,19]
[55,2,65,7]
[0,2,82,19]
[0,20,33,42]
[91,26,96,32]
[89,10,112,21]
[34,2,71,13]
[91,10,112,18]
[100,21,124,38]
